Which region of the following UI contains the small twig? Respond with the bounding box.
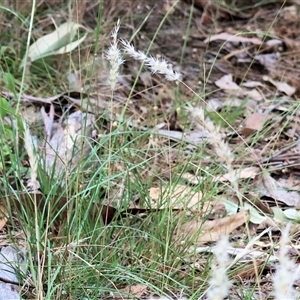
[260,139,300,163]
[0,275,22,286]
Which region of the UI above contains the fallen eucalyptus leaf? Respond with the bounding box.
[20,22,87,69]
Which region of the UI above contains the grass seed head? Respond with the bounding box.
[207,236,231,300]
[273,224,300,299]
[120,39,182,81]
[106,19,124,91]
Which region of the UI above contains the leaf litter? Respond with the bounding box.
[1,0,300,299]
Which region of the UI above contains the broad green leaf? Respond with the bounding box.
[0,97,10,118]
[282,208,300,221]
[272,207,286,223]
[20,22,87,69]
[3,72,16,94]
[52,33,87,55]
[222,197,238,215]
[244,203,267,224]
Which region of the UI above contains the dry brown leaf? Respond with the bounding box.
[0,203,7,230]
[215,74,240,90]
[242,113,268,136]
[245,89,263,101]
[218,166,260,182]
[240,167,260,179]
[281,5,299,21]
[256,172,300,207]
[140,71,152,87]
[215,74,262,100]
[183,167,259,185]
[204,32,262,45]
[149,185,203,209]
[156,129,208,145]
[178,210,249,244]
[121,284,148,297]
[263,75,296,96]
[242,81,264,88]
[255,53,279,69]
[45,111,96,180]
[248,194,272,215]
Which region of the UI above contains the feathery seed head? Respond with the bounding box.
[106,20,124,91]
[111,19,120,42]
[120,40,147,60]
[120,39,182,81]
[273,224,300,299]
[165,70,182,81]
[146,56,169,74]
[207,236,231,300]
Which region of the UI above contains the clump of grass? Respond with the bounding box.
[1,2,296,299]
[118,37,241,206]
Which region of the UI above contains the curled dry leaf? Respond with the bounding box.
[45,111,96,180]
[256,172,300,207]
[177,210,249,244]
[263,75,296,96]
[245,89,263,101]
[20,21,87,69]
[0,203,7,231]
[204,32,262,45]
[242,81,264,88]
[226,246,278,263]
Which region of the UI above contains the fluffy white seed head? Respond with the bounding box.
[191,107,234,168]
[120,39,148,61]
[207,236,231,300]
[273,224,300,299]
[111,19,120,42]
[191,107,240,202]
[105,19,124,91]
[120,40,182,81]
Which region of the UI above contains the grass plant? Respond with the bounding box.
[0,1,298,299]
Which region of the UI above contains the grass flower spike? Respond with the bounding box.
[106,19,124,91]
[191,107,241,204]
[121,39,182,81]
[207,236,231,300]
[273,224,300,299]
